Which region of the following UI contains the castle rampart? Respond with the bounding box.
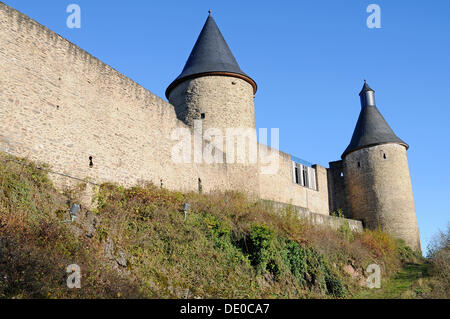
[0,2,328,215]
[0,2,420,249]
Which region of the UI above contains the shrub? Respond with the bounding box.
[338,221,355,243]
[246,224,276,273]
[425,223,450,298]
[360,228,397,258]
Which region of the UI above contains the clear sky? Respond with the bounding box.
[2,0,449,254]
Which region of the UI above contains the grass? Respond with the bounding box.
[355,262,431,299]
[0,152,447,299]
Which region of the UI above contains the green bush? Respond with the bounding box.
[282,240,345,297]
[338,221,354,243]
[246,225,276,273]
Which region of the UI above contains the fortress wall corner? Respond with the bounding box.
[327,160,349,217]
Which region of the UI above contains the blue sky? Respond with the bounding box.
[3,0,449,253]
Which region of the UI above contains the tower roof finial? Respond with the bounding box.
[359,80,374,96]
[208,9,212,16]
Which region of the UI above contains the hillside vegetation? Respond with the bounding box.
[0,152,447,299]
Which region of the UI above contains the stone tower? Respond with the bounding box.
[342,81,421,251]
[166,12,257,133]
[166,12,259,194]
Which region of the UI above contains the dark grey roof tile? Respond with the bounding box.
[342,83,408,158]
[166,14,256,98]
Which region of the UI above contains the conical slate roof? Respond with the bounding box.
[342,83,408,158]
[166,13,257,98]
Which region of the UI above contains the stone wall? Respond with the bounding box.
[168,75,260,195]
[261,200,363,232]
[0,2,334,220]
[258,145,330,215]
[327,160,349,217]
[343,143,421,250]
[0,1,230,194]
[168,76,256,131]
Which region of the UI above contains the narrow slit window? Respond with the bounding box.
[198,178,203,193]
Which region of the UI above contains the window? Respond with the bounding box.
[292,161,317,190]
[302,165,309,188]
[201,113,206,119]
[198,178,203,193]
[293,162,303,186]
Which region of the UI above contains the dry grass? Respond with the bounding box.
[0,152,430,299]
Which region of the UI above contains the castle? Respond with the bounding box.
[0,3,420,250]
